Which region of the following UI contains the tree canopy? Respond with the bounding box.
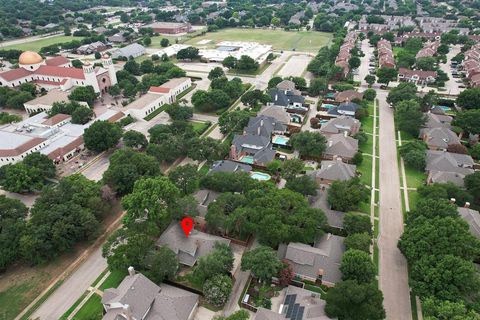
[83,120,122,152]
[241,246,283,282]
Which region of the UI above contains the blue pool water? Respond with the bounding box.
[240,155,254,164]
[250,172,271,181]
[437,105,451,111]
[273,135,290,145]
[321,104,336,109]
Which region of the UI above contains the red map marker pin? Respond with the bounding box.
[180,217,194,238]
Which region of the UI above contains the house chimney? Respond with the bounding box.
[465,202,470,208]
[128,266,135,276]
[450,198,456,204]
[123,304,132,320]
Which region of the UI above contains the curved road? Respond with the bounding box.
[377,90,412,320]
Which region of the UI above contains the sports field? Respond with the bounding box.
[184,28,333,53]
[0,35,81,52]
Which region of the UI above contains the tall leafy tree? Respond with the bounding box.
[83,120,122,152]
[290,131,327,158]
[0,196,27,270]
[168,164,199,195]
[395,99,426,136]
[340,249,376,283]
[241,246,283,282]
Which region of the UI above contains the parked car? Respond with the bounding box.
[380,85,388,89]
[459,85,466,88]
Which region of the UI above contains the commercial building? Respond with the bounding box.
[145,22,192,34]
[0,109,124,166]
[198,41,272,65]
[125,77,191,119]
[23,89,89,114]
[109,43,146,59]
[0,51,117,94]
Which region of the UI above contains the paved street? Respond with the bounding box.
[377,90,412,320]
[31,248,107,320]
[355,39,374,85]
[439,44,462,96]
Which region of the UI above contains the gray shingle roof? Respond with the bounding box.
[269,88,305,107]
[209,160,252,174]
[245,115,286,138]
[327,102,359,116]
[258,105,291,124]
[424,112,452,129]
[426,150,474,176]
[319,115,360,135]
[102,273,199,320]
[429,171,467,187]
[193,189,221,217]
[156,223,230,266]
[458,207,480,240]
[421,127,459,149]
[278,234,345,284]
[311,159,357,182]
[324,133,358,159]
[310,189,345,229]
[110,43,145,59]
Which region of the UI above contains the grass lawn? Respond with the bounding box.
[2,35,82,52]
[191,121,210,135]
[404,165,426,189]
[408,191,420,211]
[184,28,333,53]
[72,294,102,320]
[304,283,327,298]
[59,291,88,320]
[99,270,128,291]
[144,105,168,121]
[359,135,374,154]
[227,62,271,76]
[149,29,207,49]
[358,155,373,186]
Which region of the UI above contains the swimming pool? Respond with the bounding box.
[272,135,290,146]
[240,155,254,164]
[320,119,329,124]
[437,105,451,111]
[250,172,271,181]
[321,104,336,109]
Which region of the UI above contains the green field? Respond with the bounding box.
[72,294,102,320]
[184,28,333,53]
[1,35,82,52]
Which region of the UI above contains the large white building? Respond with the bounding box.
[23,89,90,114]
[125,77,191,119]
[0,110,124,166]
[0,51,117,94]
[198,41,272,64]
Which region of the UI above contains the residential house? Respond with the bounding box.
[110,43,146,59]
[308,158,357,185]
[156,223,230,266]
[289,11,305,25]
[319,115,361,136]
[323,133,358,162]
[269,88,308,114]
[462,43,480,87]
[326,102,360,118]
[426,150,475,187]
[107,32,128,43]
[192,189,220,218]
[255,285,332,320]
[101,267,199,320]
[94,26,108,34]
[424,112,452,129]
[335,32,357,79]
[258,105,302,133]
[209,160,252,174]
[310,189,345,232]
[416,41,440,59]
[334,90,363,103]
[378,39,395,69]
[230,115,285,166]
[420,127,460,150]
[278,234,345,286]
[398,68,437,86]
[276,80,301,95]
[458,205,480,240]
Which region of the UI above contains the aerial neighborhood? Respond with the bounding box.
[0,1,480,320]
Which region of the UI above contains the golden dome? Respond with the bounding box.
[18,51,43,65]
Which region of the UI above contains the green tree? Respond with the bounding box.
[285,175,317,196]
[140,59,154,74]
[340,249,376,283]
[103,148,161,195]
[344,233,371,253]
[203,275,232,307]
[328,179,370,212]
[395,99,426,136]
[422,297,480,320]
[144,246,179,283]
[124,59,141,75]
[83,120,122,152]
[241,246,283,282]
[208,67,225,80]
[143,36,151,46]
[376,67,398,85]
[344,212,372,235]
[122,176,179,227]
[0,195,27,270]
[308,77,328,96]
[222,56,237,69]
[168,164,199,195]
[23,152,55,178]
[68,85,97,106]
[348,56,361,70]
[213,310,250,320]
[187,137,224,162]
[267,76,283,88]
[387,82,418,105]
[465,171,480,201]
[364,74,376,86]
[193,242,234,283]
[456,88,480,110]
[290,131,327,158]
[123,130,148,150]
[176,46,200,60]
[160,38,169,47]
[218,109,250,134]
[325,280,385,320]
[6,91,33,109]
[416,56,437,71]
[453,110,480,135]
[71,105,94,124]
[281,158,304,180]
[363,88,376,101]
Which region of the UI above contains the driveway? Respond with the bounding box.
[377,90,412,320]
[355,39,374,85]
[438,44,462,96]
